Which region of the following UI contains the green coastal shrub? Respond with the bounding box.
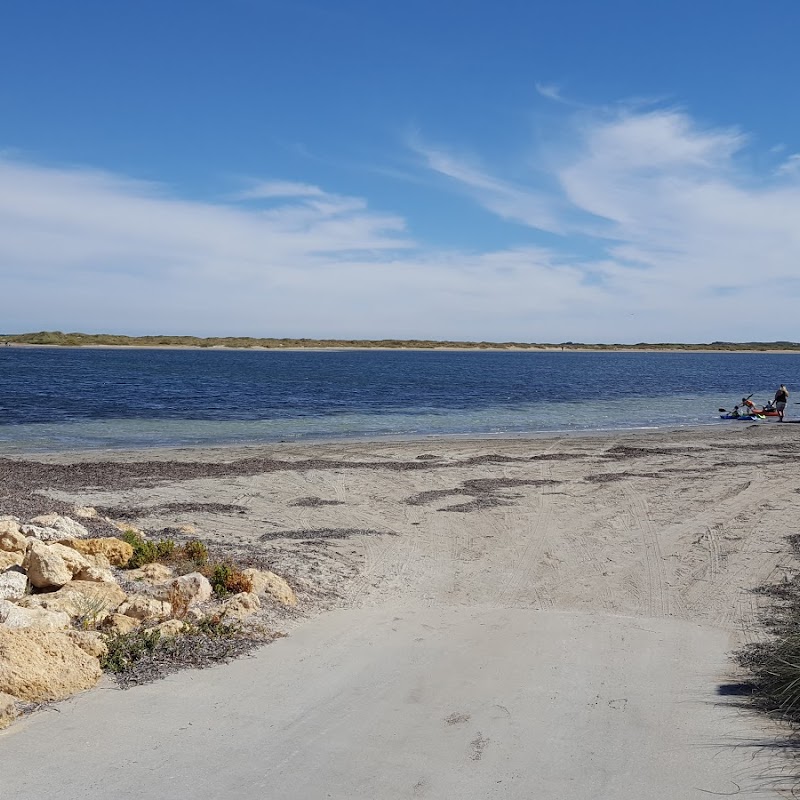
[121,530,176,569]
[101,628,162,673]
[202,562,253,598]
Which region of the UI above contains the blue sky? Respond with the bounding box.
[2,0,799,342]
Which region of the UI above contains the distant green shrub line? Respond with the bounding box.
[1,331,799,351]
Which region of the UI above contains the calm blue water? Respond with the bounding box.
[0,347,797,453]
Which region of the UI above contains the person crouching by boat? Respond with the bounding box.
[742,397,757,414]
[774,384,789,422]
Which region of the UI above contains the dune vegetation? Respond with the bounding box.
[2,331,800,351]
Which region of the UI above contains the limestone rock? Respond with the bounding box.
[0,568,28,602]
[72,506,99,519]
[0,550,23,571]
[20,525,64,542]
[47,542,92,576]
[109,521,145,538]
[117,594,172,621]
[23,540,72,589]
[0,524,27,554]
[83,552,112,570]
[242,568,298,606]
[0,691,18,729]
[155,619,185,638]
[102,613,140,635]
[220,591,261,620]
[0,600,71,631]
[126,563,174,584]
[65,630,108,659]
[20,580,126,619]
[154,572,212,608]
[75,565,117,584]
[0,628,102,702]
[58,537,133,567]
[29,514,90,540]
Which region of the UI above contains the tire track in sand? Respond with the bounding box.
[619,482,670,618]
[493,449,558,610]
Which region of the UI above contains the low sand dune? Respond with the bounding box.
[2,424,799,797]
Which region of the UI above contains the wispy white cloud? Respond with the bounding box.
[408,137,566,234]
[408,107,800,340]
[4,105,800,342]
[776,153,800,177]
[234,180,326,200]
[535,82,563,102]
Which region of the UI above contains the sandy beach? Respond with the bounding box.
[2,424,799,797]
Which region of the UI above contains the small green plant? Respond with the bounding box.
[181,539,208,566]
[202,562,253,598]
[101,628,162,673]
[70,594,109,631]
[121,529,175,569]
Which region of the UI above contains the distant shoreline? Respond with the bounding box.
[4,342,800,354]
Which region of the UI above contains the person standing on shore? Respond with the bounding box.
[774,384,789,422]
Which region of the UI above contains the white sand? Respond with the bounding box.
[2,424,799,797]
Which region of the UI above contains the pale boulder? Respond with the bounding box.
[75,565,117,584]
[65,630,108,659]
[0,551,23,571]
[0,568,28,602]
[0,524,27,554]
[20,525,64,542]
[23,540,72,589]
[0,691,18,729]
[177,523,198,535]
[242,568,298,606]
[72,506,99,519]
[47,542,92,576]
[82,552,112,570]
[103,613,140,635]
[154,572,212,607]
[0,628,102,702]
[126,562,174,584]
[29,514,90,540]
[0,600,71,631]
[109,521,145,538]
[19,580,126,619]
[58,537,134,567]
[117,594,172,621]
[220,591,261,620]
[155,619,186,638]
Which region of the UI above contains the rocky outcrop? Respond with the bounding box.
[0,628,103,702]
[242,568,298,606]
[0,511,300,729]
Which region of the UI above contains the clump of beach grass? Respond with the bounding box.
[735,535,800,726]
